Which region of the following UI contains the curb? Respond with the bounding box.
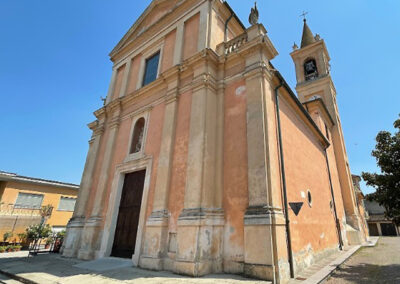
[0,270,38,284]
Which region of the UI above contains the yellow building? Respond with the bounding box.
[0,171,79,241]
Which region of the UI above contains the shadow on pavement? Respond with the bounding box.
[328,263,400,283]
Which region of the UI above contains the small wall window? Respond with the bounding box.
[304,58,318,81]
[58,197,77,212]
[14,193,44,209]
[142,52,160,86]
[130,117,145,154]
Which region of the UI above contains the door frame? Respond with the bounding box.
[99,156,152,265]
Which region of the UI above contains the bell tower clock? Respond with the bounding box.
[290,18,366,245]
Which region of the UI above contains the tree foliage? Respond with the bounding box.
[362,114,400,225]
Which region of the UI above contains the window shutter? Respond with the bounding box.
[58,197,77,211]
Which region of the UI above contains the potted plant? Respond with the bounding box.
[3,232,13,245]
[17,233,30,250]
[0,246,5,253]
[53,230,66,253]
[13,245,22,252]
[44,238,53,249]
[6,245,14,252]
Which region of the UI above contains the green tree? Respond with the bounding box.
[362,114,400,225]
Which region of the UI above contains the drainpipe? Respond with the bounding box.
[324,149,344,250]
[224,12,233,42]
[274,81,295,279]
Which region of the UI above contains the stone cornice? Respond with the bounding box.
[180,48,219,73]
[243,63,274,82]
[165,88,180,104]
[191,73,217,93]
[106,99,122,115]
[93,108,106,121]
[161,65,181,83]
[109,119,120,130]
[290,39,331,61]
[296,74,337,96]
[87,120,98,131]
[303,98,335,127]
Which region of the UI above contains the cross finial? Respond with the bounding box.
[300,11,308,22]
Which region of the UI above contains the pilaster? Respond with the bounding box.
[119,59,132,98]
[78,102,121,260]
[240,25,290,282]
[175,58,223,276]
[173,23,184,65]
[197,2,210,52]
[105,69,117,105]
[140,69,180,270]
[63,119,104,258]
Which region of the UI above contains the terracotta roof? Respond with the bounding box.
[0,170,79,189]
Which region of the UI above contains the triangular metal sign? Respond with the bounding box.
[289,202,304,216]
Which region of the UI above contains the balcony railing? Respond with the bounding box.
[0,203,51,217]
[223,33,248,55]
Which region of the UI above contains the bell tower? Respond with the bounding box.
[291,19,366,245]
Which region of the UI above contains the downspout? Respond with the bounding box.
[224,12,233,42]
[274,81,295,279]
[324,149,344,250]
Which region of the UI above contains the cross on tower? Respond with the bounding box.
[300,11,308,21]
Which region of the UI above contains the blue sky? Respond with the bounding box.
[0,1,399,194]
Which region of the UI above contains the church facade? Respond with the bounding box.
[62,1,368,282]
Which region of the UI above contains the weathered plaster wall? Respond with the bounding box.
[99,117,132,218]
[143,103,165,220]
[168,91,192,233]
[161,29,176,73]
[306,108,347,243]
[222,79,248,272]
[183,13,200,60]
[279,97,340,271]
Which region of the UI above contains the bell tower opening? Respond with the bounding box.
[304,58,318,81]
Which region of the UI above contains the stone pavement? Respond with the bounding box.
[325,237,400,284]
[0,252,269,284]
[0,238,382,284]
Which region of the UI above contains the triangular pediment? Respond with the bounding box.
[110,0,181,58]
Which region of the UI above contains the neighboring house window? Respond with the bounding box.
[142,51,160,86]
[130,117,145,154]
[58,197,77,211]
[14,193,44,209]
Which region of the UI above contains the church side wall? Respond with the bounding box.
[279,96,341,273]
[222,79,249,273]
[307,108,347,245]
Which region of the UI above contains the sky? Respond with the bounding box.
[0,0,399,194]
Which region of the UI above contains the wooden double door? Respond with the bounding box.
[111,170,146,258]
